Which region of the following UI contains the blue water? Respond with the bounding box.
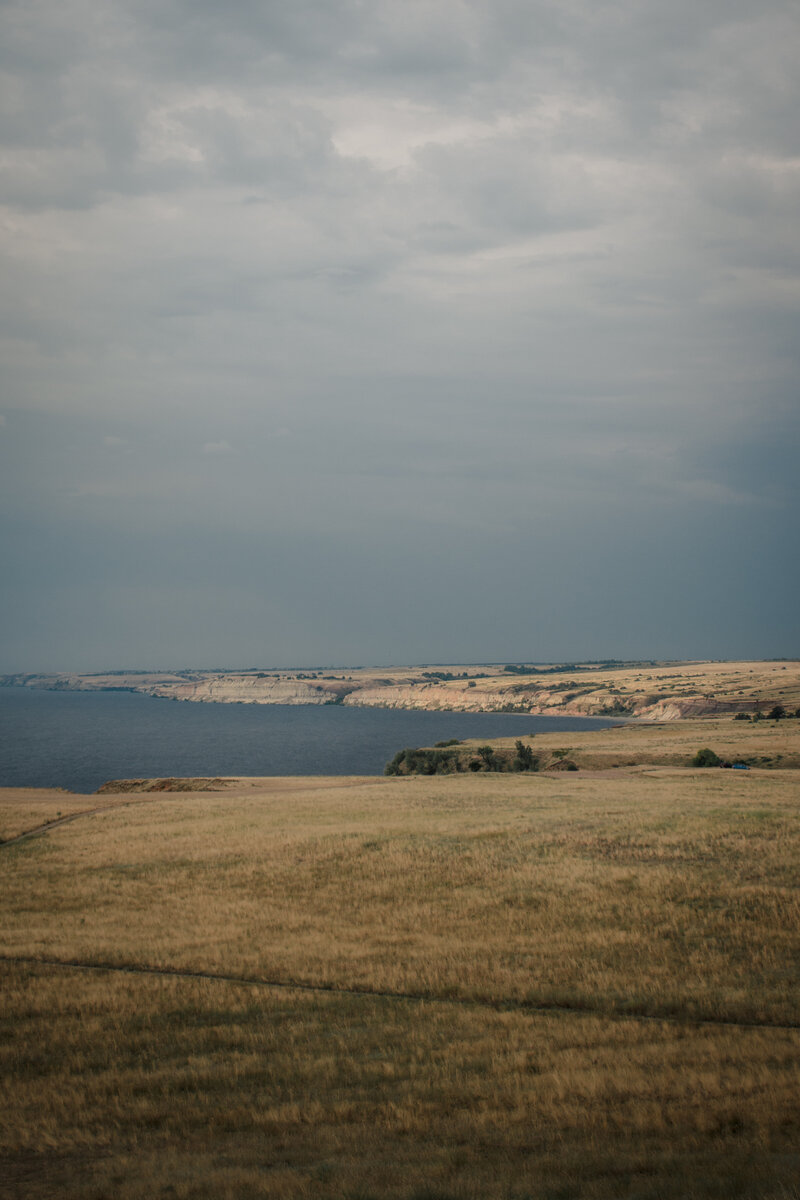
[0,687,619,794]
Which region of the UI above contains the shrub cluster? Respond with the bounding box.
[384,747,461,775]
[385,740,540,776]
[740,705,800,721]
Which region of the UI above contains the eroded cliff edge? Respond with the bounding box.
[3,659,797,721]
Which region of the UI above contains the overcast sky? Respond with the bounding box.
[1,0,798,672]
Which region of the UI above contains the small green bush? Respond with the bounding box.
[692,748,721,768]
[477,745,496,768]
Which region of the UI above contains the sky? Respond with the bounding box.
[1,0,798,672]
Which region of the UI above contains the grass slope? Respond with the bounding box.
[1,727,799,1199]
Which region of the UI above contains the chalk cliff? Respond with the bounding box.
[148,676,342,705]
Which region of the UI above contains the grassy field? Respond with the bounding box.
[456,711,800,771]
[1,719,799,1199]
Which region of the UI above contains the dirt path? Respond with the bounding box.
[0,796,176,848]
[3,801,139,847]
[0,776,390,848]
[2,953,797,1033]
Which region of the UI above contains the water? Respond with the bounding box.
[0,686,619,794]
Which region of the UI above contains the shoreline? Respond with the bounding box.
[3,657,797,722]
[4,708,799,802]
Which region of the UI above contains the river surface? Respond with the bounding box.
[0,687,620,794]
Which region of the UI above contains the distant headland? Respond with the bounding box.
[3,659,798,722]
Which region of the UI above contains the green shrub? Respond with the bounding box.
[477,745,496,768]
[384,747,461,776]
[692,748,721,768]
[383,750,408,776]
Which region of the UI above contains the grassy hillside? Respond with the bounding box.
[393,712,800,773]
[2,734,799,1199]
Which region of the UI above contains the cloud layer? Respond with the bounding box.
[1,0,798,669]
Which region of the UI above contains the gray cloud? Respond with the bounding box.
[1,0,798,669]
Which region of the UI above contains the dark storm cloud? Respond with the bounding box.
[1,0,798,669]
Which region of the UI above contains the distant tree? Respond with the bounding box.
[767,705,786,721]
[512,740,535,771]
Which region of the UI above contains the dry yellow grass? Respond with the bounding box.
[0,788,101,842]
[466,713,800,770]
[3,769,799,1023]
[310,656,800,709]
[2,731,799,1198]
[2,962,798,1200]
[403,657,800,718]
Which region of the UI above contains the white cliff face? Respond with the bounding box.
[149,676,339,705]
[342,684,506,712]
[629,697,759,720]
